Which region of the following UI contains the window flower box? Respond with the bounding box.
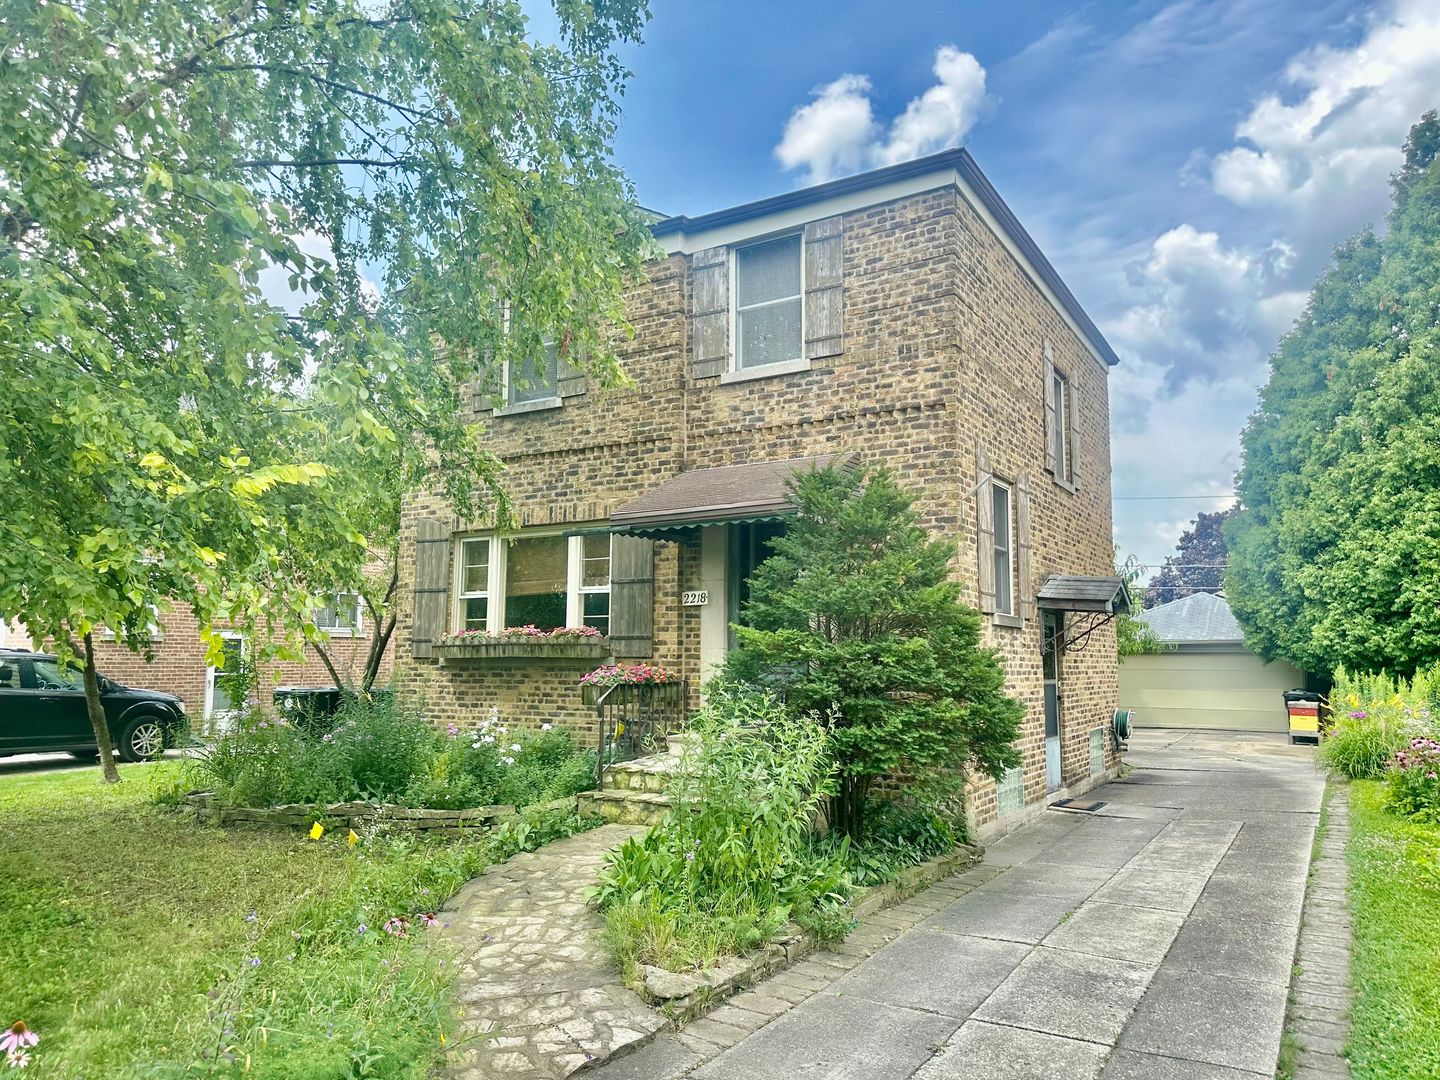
[436,626,610,663]
[579,663,682,705]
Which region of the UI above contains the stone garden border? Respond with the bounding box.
[182,791,580,833]
[632,842,980,1023]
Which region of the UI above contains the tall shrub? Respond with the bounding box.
[722,465,1023,839]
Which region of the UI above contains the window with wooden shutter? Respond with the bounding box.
[691,246,729,380]
[411,518,450,658]
[1017,474,1034,623]
[803,217,843,359]
[608,534,655,657]
[975,448,996,614]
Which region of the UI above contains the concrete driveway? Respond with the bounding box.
[597,728,1323,1080]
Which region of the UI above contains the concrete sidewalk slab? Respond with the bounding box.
[973,946,1153,1044]
[827,929,1027,1019]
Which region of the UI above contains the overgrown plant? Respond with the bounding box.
[722,465,1024,839]
[196,698,596,809]
[1319,665,1438,779]
[593,686,849,974]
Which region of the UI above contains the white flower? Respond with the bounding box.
[471,741,481,749]
[501,756,515,766]
[509,743,522,752]
[481,734,495,744]
[541,723,553,732]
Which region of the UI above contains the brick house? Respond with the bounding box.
[396,148,1129,835]
[9,597,393,733]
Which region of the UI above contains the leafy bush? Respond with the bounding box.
[195,698,596,810]
[817,800,960,888]
[1319,665,1437,779]
[1388,737,1440,822]
[594,685,850,974]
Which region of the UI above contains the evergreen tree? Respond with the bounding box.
[1228,113,1440,677]
[722,466,1023,840]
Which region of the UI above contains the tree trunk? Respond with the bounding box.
[82,632,121,783]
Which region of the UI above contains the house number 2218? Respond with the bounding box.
[681,591,709,607]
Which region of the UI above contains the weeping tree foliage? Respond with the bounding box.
[0,0,653,779]
[1116,552,1167,658]
[722,466,1024,841]
[1228,112,1440,678]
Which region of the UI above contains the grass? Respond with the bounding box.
[1346,779,1440,1080]
[0,759,588,1078]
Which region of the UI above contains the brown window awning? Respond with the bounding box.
[606,453,855,536]
[1036,575,1133,614]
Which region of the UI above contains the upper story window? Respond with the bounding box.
[316,592,364,635]
[1051,368,1070,483]
[991,480,1015,617]
[453,533,611,633]
[504,341,559,408]
[735,234,803,370]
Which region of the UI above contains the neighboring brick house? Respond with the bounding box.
[11,597,393,733]
[87,600,394,731]
[396,148,1129,835]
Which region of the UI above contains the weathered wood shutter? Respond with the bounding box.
[803,217,844,359]
[608,534,655,657]
[975,447,996,614]
[691,246,729,380]
[1043,351,1059,478]
[1067,380,1081,489]
[557,349,587,399]
[411,518,450,658]
[1017,473,1034,623]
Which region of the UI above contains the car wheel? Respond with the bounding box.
[119,717,167,762]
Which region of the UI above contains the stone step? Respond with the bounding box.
[601,755,675,794]
[578,789,672,826]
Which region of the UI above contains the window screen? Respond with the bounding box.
[735,235,802,369]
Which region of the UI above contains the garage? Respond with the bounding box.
[1119,592,1308,732]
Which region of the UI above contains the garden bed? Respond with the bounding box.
[632,842,979,1022]
[182,792,580,833]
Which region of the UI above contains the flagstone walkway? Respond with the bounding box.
[439,823,666,1079]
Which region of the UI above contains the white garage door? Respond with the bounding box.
[1118,649,1307,732]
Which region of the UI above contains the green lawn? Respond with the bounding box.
[0,760,502,1078]
[1347,779,1440,1080]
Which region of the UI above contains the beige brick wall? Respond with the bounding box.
[397,184,1120,830]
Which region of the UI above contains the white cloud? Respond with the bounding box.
[1107,224,1298,393]
[775,75,877,185]
[774,46,989,184]
[1211,0,1440,241]
[874,47,989,167]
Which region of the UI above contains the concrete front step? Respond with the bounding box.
[578,788,672,826]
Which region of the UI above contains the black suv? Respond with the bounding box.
[0,649,188,761]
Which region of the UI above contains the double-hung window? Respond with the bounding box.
[734,234,803,369]
[458,538,493,630]
[316,592,363,635]
[504,341,559,408]
[454,533,611,633]
[991,481,1015,617]
[1051,369,1070,483]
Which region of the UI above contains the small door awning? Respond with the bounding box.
[606,453,854,536]
[1036,575,1134,615]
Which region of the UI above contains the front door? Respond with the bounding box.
[204,634,248,734]
[1042,611,1063,792]
[726,520,786,650]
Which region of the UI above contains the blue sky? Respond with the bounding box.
[589,0,1440,568]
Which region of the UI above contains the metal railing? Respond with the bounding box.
[595,680,688,786]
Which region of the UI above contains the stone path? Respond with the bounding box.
[439,823,666,1079]
[1288,785,1354,1079]
[593,728,1328,1080]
